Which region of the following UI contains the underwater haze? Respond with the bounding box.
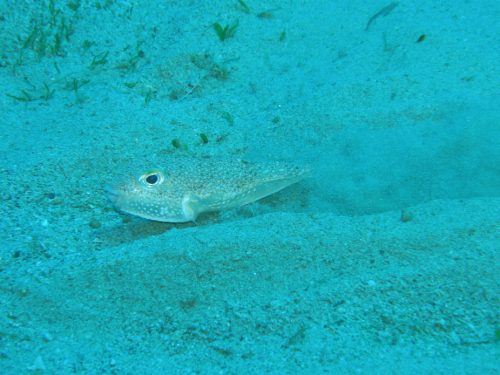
[0,0,499,374]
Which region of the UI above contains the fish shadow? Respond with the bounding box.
[94,212,220,247]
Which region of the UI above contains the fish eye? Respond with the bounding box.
[140,171,164,186]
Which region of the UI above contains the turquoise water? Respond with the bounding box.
[1,1,499,373]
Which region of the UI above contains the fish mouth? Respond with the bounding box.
[105,184,134,217]
[105,184,121,207]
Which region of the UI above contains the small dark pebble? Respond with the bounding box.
[400,209,412,222]
[89,218,101,229]
[171,139,181,149]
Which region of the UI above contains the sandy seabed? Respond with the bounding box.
[0,1,498,374]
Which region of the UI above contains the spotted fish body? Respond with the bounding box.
[107,157,310,222]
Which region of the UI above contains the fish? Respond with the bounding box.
[106,157,311,223]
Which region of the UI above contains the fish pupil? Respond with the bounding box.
[145,174,159,184]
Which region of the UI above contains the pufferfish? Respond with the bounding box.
[106,157,311,223]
